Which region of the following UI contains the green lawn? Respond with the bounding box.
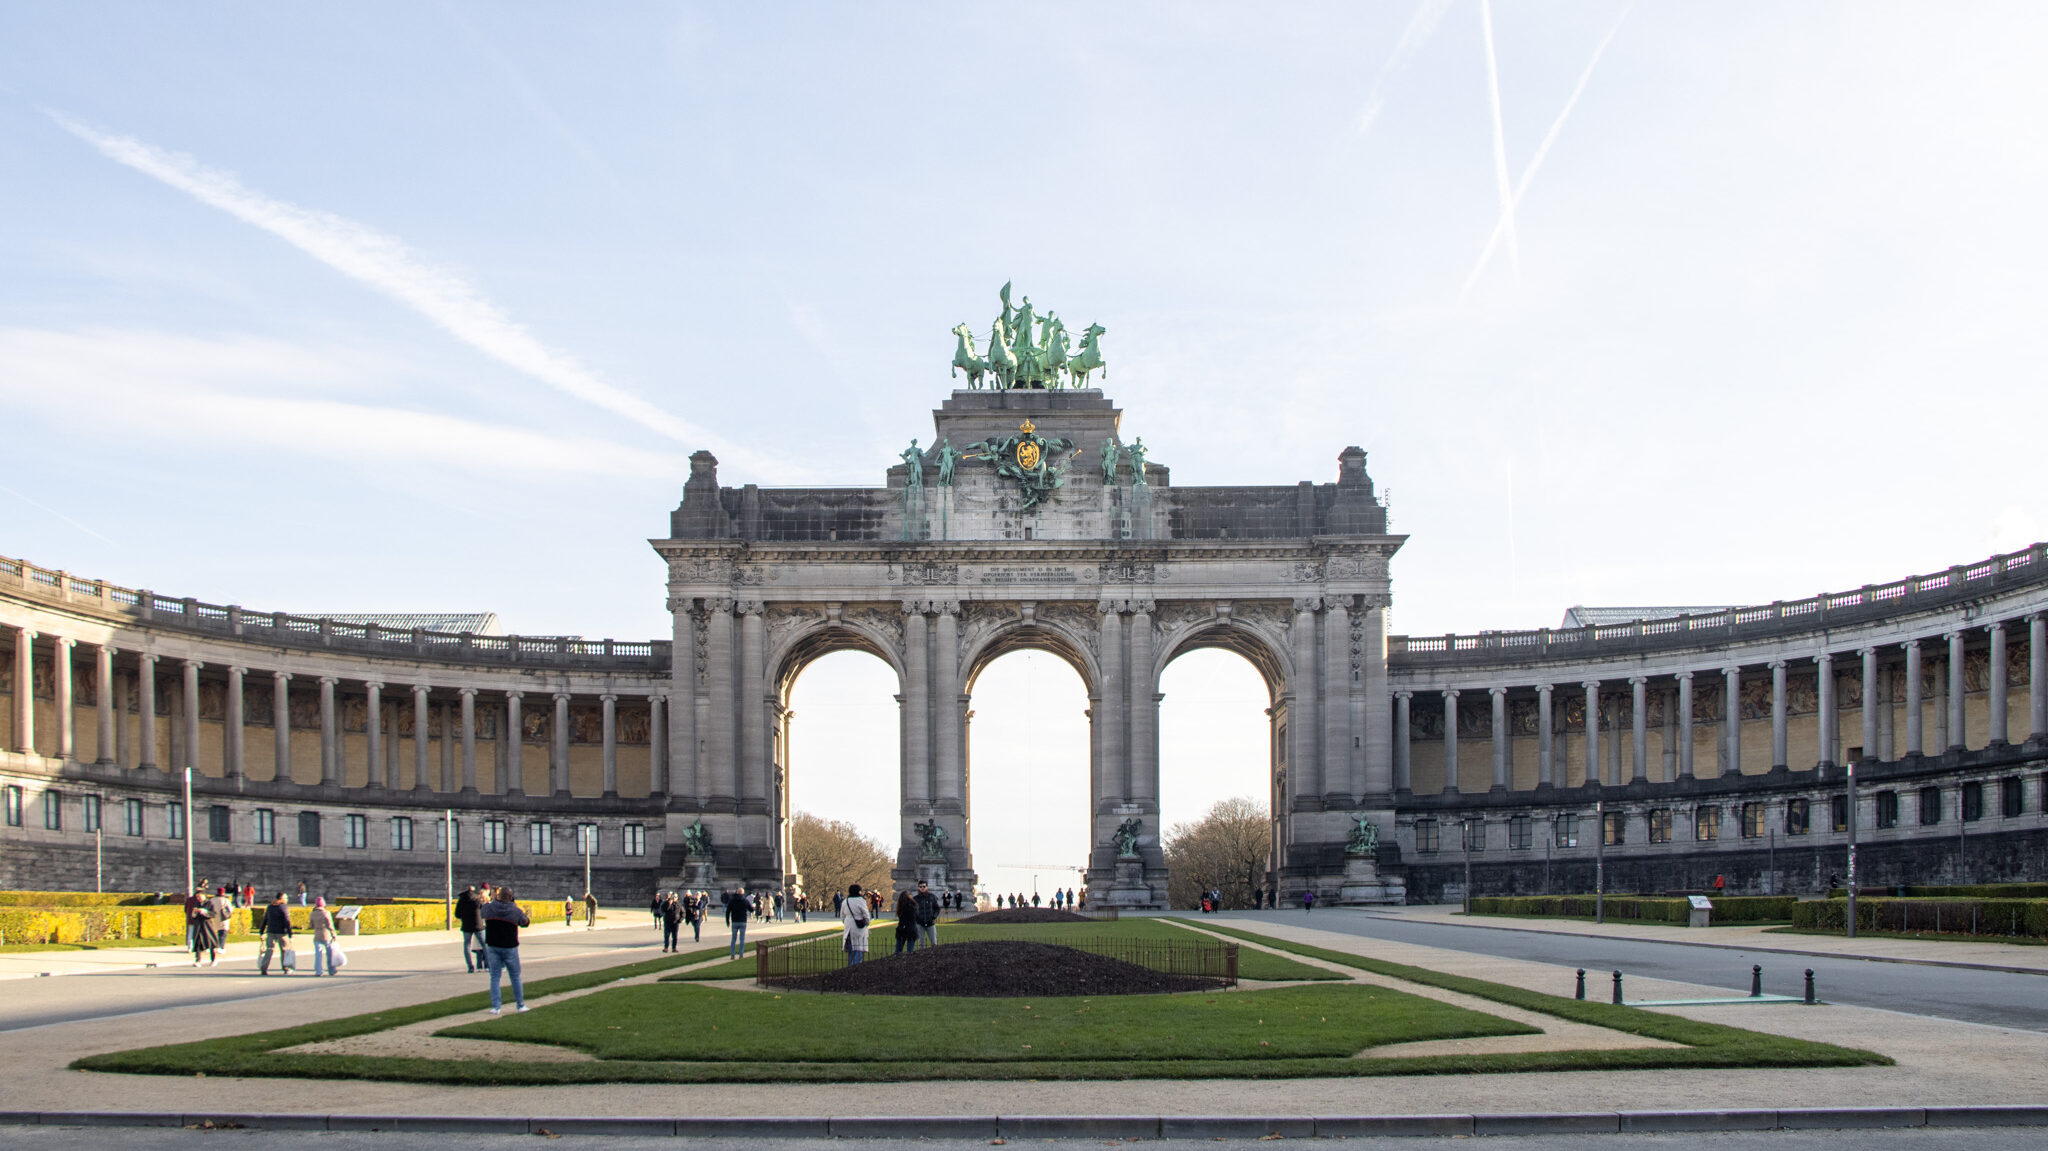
[665,917,1343,983]
[440,981,1523,1063]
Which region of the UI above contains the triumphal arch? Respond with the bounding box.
[654,288,1404,906]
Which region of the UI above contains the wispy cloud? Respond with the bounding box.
[0,484,117,546]
[1355,0,1457,137]
[0,327,682,481]
[1461,4,1632,300]
[1478,0,1521,280]
[47,111,776,472]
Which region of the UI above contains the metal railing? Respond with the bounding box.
[755,933,1237,989]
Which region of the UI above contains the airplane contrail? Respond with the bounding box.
[1355,0,1457,137]
[48,111,773,471]
[1478,0,1520,280]
[1461,3,1633,301]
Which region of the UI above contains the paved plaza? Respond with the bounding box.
[2,907,2044,1136]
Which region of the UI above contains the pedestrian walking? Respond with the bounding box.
[455,885,485,973]
[893,889,920,955]
[913,880,940,948]
[660,894,683,952]
[1302,889,1316,912]
[840,882,871,965]
[562,895,575,927]
[190,890,223,967]
[199,888,231,968]
[309,897,339,977]
[183,885,207,962]
[684,892,703,943]
[481,886,531,1014]
[583,891,598,928]
[723,887,752,959]
[257,892,294,975]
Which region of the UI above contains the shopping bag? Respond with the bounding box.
[329,943,348,970]
[281,946,297,971]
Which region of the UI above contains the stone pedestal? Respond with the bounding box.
[1337,854,1406,905]
[1103,857,1154,907]
[916,859,949,892]
[682,858,718,890]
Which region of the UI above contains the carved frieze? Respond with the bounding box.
[766,606,823,650]
[1037,602,1102,657]
[1099,559,1162,583]
[1290,561,1324,583]
[847,605,905,653]
[889,561,960,586]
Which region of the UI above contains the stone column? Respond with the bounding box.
[411,684,432,792]
[1723,667,1742,775]
[1877,655,1895,761]
[270,670,290,781]
[1130,600,1158,808]
[1440,689,1460,794]
[94,645,116,765]
[1582,681,1600,788]
[705,599,736,803]
[1627,677,1647,782]
[1489,686,1509,791]
[1096,603,1125,808]
[1536,683,1554,787]
[1814,653,1834,768]
[226,666,246,782]
[8,627,32,754]
[901,602,930,811]
[1362,602,1392,795]
[1324,598,1352,800]
[53,638,73,761]
[600,693,618,797]
[137,653,159,769]
[2031,615,2046,742]
[177,658,200,773]
[1291,598,1321,802]
[1676,671,1694,779]
[504,691,524,795]
[1660,686,1678,781]
[438,702,454,791]
[1986,621,2008,746]
[934,602,963,812]
[648,693,666,798]
[318,675,338,785]
[460,688,479,793]
[1947,631,1966,750]
[1904,639,1924,756]
[1770,660,1789,769]
[1392,690,1412,793]
[738,602,767,806]
[552,692,571,796]
[363,681,382,787]
[1861,647,1879,761]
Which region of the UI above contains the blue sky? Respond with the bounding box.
[5,4,2046,892]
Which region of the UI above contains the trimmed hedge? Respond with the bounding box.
[1466,895,1796,924]
[1899,883,2048,900]
[0,891,163,908]
[1791,897,2048,939]
[0,899,559,945]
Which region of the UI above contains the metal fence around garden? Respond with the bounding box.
[755,933,1236,989]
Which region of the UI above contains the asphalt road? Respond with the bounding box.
[1215,910,2048,1032]
[10,1126,2045,1150]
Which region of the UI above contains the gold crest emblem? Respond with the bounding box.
[1017,439,1042,470]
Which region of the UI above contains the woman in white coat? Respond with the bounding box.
[838,882,871,964]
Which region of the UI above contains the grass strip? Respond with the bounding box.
[665,918,1341,983]
[1173,919,1892,1074]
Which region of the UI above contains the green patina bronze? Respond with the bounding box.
[935,438,959,486]
[962,419,1075,510]
[954,283,1105,390]
[1346,817,1379,857]
[1126,437,1148,486]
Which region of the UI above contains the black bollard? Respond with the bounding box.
[1804,969,1816,1004]
[1751,964,1762,998]
[1576,969,1586,1000]
[1612,970,1623,1005]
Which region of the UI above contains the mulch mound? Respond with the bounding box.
[954,908,1092,925]
[785,940,1224,997]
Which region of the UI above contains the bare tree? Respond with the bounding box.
[790,812,894,902]
[1164,796,1270,909]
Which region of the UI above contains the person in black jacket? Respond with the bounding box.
[660,893,683,952]
[722,888,751,959]
[893,889,920,955]
[481,886,532,1014]
[912,880,941,948]
[257,893,294,975]
[455,886,485,973]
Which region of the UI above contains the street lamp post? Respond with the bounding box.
[1846,762,1860,939]
[182,767,195,897]
[443,808,454,931]
[1594,801,1606,925]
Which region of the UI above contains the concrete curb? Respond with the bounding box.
[1350,911,2048,978]
[1,1106,2044,1137]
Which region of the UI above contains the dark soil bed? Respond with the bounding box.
[955,908,1093,925]
[783,940,1225,997]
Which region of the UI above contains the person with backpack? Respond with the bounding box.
[839,882,872,965]
[455,885,485,973]
[481,886,532,1014]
